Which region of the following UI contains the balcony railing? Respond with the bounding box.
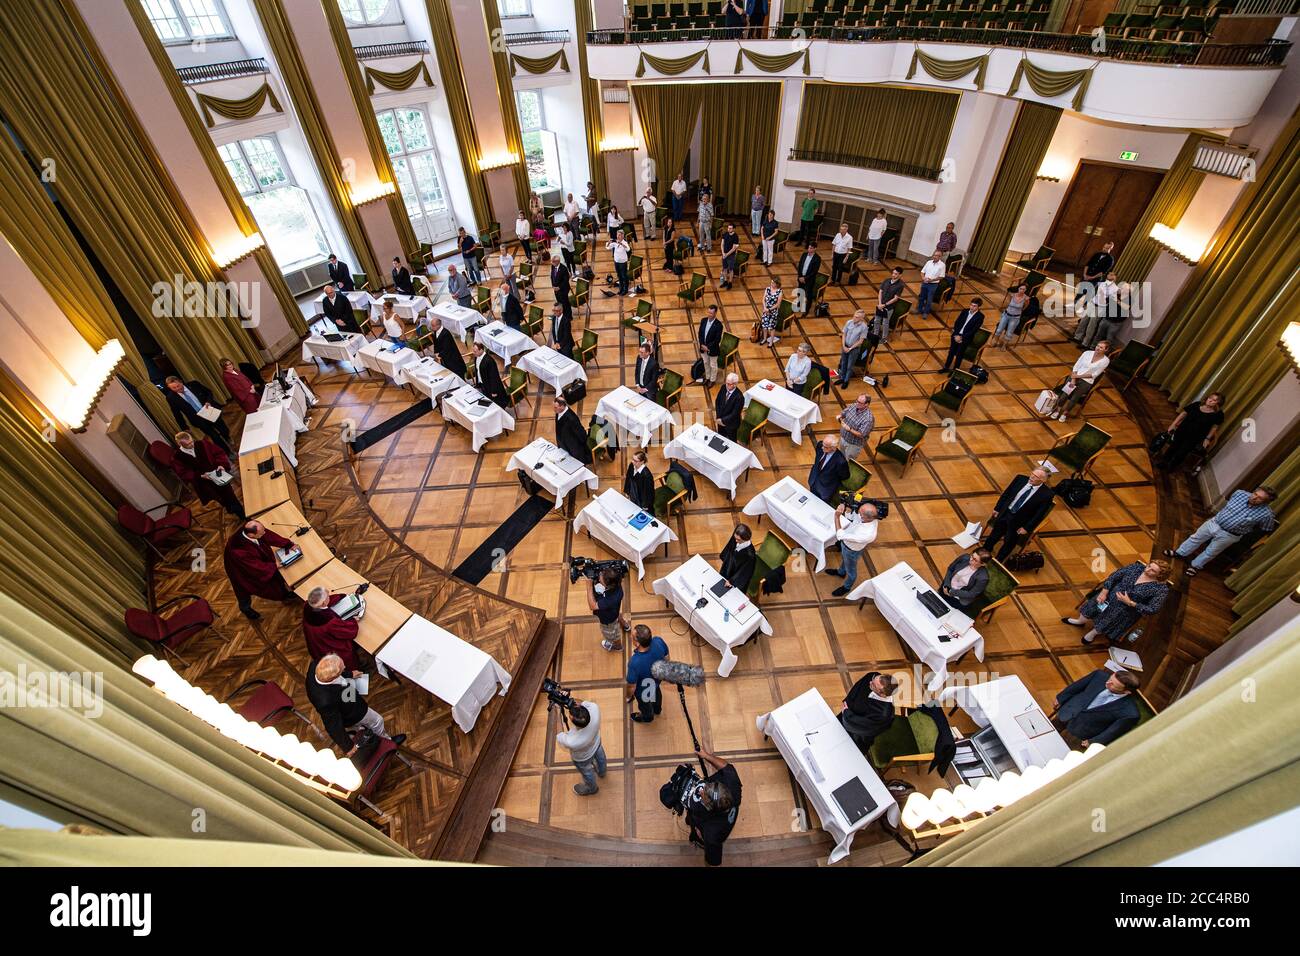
[176,58,269,85]
[354,41,429,60]
[788,147,943,182]
[504,30,570,45]
[587,25,1291,67]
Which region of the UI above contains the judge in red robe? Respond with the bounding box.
[221,358,261,414]
[302,586,360,671]
[170,431,244,517]
[224,520,296,619]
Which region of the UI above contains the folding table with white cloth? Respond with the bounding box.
[744,379,822,444]
[595,385,674,447]
[651,554,771,677]
[238,404,299,468]
[430,300,486,339]
[518,346,587,392]
[662,422,762,499]
[442,384,516,452]
[939,675,1070,770]
[573,489,677,578]
[475,320,539,367]
[356,340,420,382]
[309,290,374,317]
[369,293,432,322]
[742,476,837,571]
[301,332,366,365]
[506,438,599,509]
[400,356,465,403]
[257,369,316,433]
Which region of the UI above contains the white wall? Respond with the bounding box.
[1206,372,1300,498]
[1192,596,1300,690]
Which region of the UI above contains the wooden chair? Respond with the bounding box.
[573,276,591,320]
[802,366,827,401]
[963,558,1020,624]
[516,259,535,299]
[888,296,912,333]
[925,369,980,419]
[506,366,530,411]
[577,328,599,367]
[1007,269,1048,306]
[1010,244,1054,279]
[351,272,371,292]
[873,416,927,474]
[224,679,320,737]
[123,595,226,666]
[776,297,796,334]
[472,284,493,319]
[772,229,790,258]
[746,531,792,602]
[737,400,769,446]
[957,328,991,370]
[719,331,741,370]
[842,248,862,285]
[117,503,198,559]
[733,248,751,278]
[524,304,545,340]
[627,254,645,293]
[676,272,706,307]
[587,419,611,459]
[481,221,502,250]
[1045,422,1112,479]
[1107,340,1156,392]
[658,368,684,411]
[653,469,689,517]
[809,271,830,313]
[868,711,939,772]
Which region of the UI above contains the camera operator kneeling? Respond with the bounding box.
[556,701,606,796]
[686,749,743,866]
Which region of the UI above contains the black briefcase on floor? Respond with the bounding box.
[562,380,587,406]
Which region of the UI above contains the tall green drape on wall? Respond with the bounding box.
[794,83,961,178]
[194,83,282,127]
[0,395,147,663]
[510,49,570,76]
[1114,134,1220,284]
[364,61,434,93]
[574,0,608,202]
[701,83,781,214]
[424,0,490,229]
[321,0,421,260]
[905,48,988,89]
[1045,0,1072,32]
[1226,445,1300,635]
[632,84,704,192]
[0,595,412,855]
[1147,103,1300,429]
[966,101,1062,273]
[0,0,260,396]
[1007,57,1094,112]
[734,46,810,75]
[636,48,711,78]
[125,0,307,342]
[251,0,382,286]
[482,0,532,208]
[912,614,1300,865]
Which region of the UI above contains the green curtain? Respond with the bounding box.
[194,83,282,127]
[701,83,781,214]
[0,0,260,396]
[1007,57,1094,112]
[574,0,608,201]
[1225,446,1300,635]
[632,84,704,193]
[1114,134,1220,284]
[1045,0,1072,32]
[905,49,988,89]
[424,0,490,229]
[1147,104,1300,428]
[510,49,570,77]
[481,0,532,209]
[320,0,421,258]
[0,594,411,854]
[0,392,147,664]
[364,61,435,93]
[794,83,960,178]
[251,0,382,286]
[734,46,810,75]
[912,614,1300,865]
[636,48,711,78]
[967,101,1062,273]
[125,0,306,342]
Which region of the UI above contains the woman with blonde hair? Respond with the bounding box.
[1063,559,1171,646]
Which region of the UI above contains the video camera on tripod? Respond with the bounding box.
[568,556,628,585]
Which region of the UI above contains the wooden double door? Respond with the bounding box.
[1047,161,1165,269]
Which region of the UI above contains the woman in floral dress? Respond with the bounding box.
[1063,559,1171,645]
[761,277,782,347]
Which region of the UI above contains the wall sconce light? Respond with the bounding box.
[1149,223,1208,266]
[598,137,637,153]
[60,339,126,433]
[1035,157,1070,183]
[350,181,397,206]
[478,152,520,172]
[212,233,266,270]
[1034,173,1060,183]
[133,655,362,796]
[1281,321,1300,378]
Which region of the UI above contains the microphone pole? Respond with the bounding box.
[267,521,311,537]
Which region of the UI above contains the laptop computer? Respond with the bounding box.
[831,777,878,825]
[710,579,731,598]
[917,589,950,618]
[707,435,730,455]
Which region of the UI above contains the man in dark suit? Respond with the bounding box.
[942,297,984,372]
[984,468,1054,560]
[718,523,756,591]
[163,375,232,453]
[392,257,414,295]
[500,283,525,330]
[430,317,467,378]
[839,671,898,752]
[320,284,359,333]
[169,430,243,518]
[551,259,573,324]
[1075,241,1116,307]
[697,304,723,384]
[940,549,990,611]
[470,342,508,407]
[550,301,574,360]
[553,397,594,465]
[808,436,850,503]
[714,372,744,440]
[306,653,405,756]
[795,241,822,315]
[632,342,660,399]
[326,255,354,291]
[1053,668,1141,747]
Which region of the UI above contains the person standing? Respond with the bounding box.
[447,264,472,308]
[760,276,782,346]
[993,283,1030,348]
[550,300,575,360]
[320,283,359,333]
[302,587,360,672]
[936,221,958,255]
[306,654,405,757]
[224,519,296,619]
[660,216,676,273]
[606,229,631,297]
[606,203,625,239]
[392,256,415,295]
[326,253,354,291]
[670,171,688,222]
[942,297,984,372]
[556,700,606,795]
[697,192,715,252]
[836,310,869,384]
[499,283,524,331]
[917,250,946,317]
[624,450,655,512]
[1074,241,1116,309]
[1074,272,1120,347]
[798,188,818,242]
[750,185,766,236]
[827,501,879,597]
[835,393,875,461]
[719,523,757,590]
[457,228,483,284]
[625,624,669,724]
[498,247,517,299]
[684,749,742,866]
[515,210,533,262]
[760,209,779,265]
[471,342,509,407]
[719,222,739,290]
[839,671,897,752]
[867,208,888,262]
[785,342,812,392]
[809,435,850,502]
[633,342,660,398]
[831,223,854,284]
[587,566,630,651]
[1064,560,1171,644]
[1165,486,1277,576]
[983,468,1054,561]
[220,358,260,414]
[554,397,593,465]
[556,222,576,274]
[697,304,724,385]
[796,241,821,317]
[563,192,581,235]
[714,372,744,439]
[163,376,232,454]
[551,258,573,325]
[1157,393,1224,472]
[170,430,243,518]
[430,317,467,378]
[639,187,658,241]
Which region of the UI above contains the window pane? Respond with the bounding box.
[242,138,289,189]
[391,158,422,220]
[142,0,186,40]
[409,153,447,212]
[499,0,530,16]
[337,0,364,23]
[521,129,560,191]
[218,143,257,195]
[397,109,431,152]
[178,0,228,38]
[361,0,390,21]
[516,91,541,132]
[246,187,330,271]
[375,111,402,156]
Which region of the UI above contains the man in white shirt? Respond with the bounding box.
[830,223,855,284]
[515,210,533,262]
[917,250,946,316]
[1074,272,1121,347]
[556,700,605,795]
[639,187,658,240]
[556,223,576,272]
[867,209,889,262]
[605,228,631,297]
[563,192,580,232]
[1050,340,1111,421]
[670,172,688,221]
[827,502,879,596]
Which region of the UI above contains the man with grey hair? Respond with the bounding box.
[809,435,849,503]
[828,501,878,597]
[984,467,1055,561]
[447,263,472,308]
[715,371,744,440]
[302,586,360,671]
[305,653,405,757]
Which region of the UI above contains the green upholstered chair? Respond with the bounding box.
[516,259,534,298]
[964,558,1019,623]
[627,253,644,290]
[842,248,862,284]
[733,248,751,277]
[658,368,684,411]
[926,368,979,418]
[574,238,589,266]
[873,416,927,474]
[1011,244,1054,279]
[577,328,599,367]
[772,229,790,257]
[623,297,656,334]
[653,469,688,518]
[472,284,493,318]
[1107,340,1155,392]
[350,308,370,333]
[1046,422,1112,479]
[524,304,545,340]
[482,221,502,249]
[407,249,429,274]
[889,296,911,331]
[719,331,741,370]
[1133,689,1158,729]
[839,459,872,495]
[802,366,827,401]
[776,297,796,333]
[810,272,830,311]
[1014,310,1039,346]
[867,711,938,772]
[587,419,611,458]
[1010,269,1048,302]
[737,400,769,447]
[418,241,434,260]
[676,272,706,306]
[411,324,436,354]
[506,366,530,411]
[351,273,370,292]
[573,277,591,319]
[746,531,792,602]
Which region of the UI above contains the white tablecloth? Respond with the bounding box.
[574,489,677,579]
[742,476,837,571]
[370,293,432,322]
[595,385,674,447]
[356,340,420,381]
[475,320,538,367]
[310,290,373,317]
[518,346,587,391]
[442,384,515,452]
[375,614,512,734]
[662,423,762,499]
[847,561,985,691]
[238,404,298,467]
[400,356,465,402]
[757,688,900,864]
[939,676,1070,771]
[301,332,366,364]
[430,301,487,339]
[652,554,772,677]
[744,379,822,445]
[257,369,316,433]
[506,438,599,509]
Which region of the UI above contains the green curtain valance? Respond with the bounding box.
[636,47,710,78]
[734,46,809,76]
[906,48,988,90]
[195,82,282,128]
[509,48,570,77]
[1007,57,1093,112]
[364,60,434,94]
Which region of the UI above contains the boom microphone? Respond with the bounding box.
[651,658,705,687]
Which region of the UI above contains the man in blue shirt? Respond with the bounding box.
[1165,485,1278,575]
[625,624,669,723]
[163,375,232,453]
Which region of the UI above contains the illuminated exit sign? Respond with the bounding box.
[1119,151,1140,161]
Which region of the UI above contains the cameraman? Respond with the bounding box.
[686,749,742,866]
[827,501,878,598]
[556,700,605,796]
[587,566,630,652]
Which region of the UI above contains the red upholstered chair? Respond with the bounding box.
[353,737,413,818]
[124,594,226,665]
[224,679,321,739]
[117,502,197,558]
[147,440,175,469]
